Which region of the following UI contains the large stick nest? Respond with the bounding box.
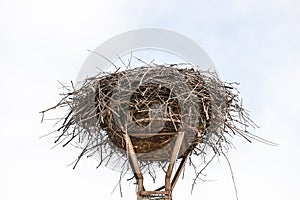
[41,64,264,175]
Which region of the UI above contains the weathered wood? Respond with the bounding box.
[171,154,189,190]
[140,191,170,195]
[124,132,187,200]
[123,134,144,200]
[165,132,185,198]
[128,132,177,137]
[154,154,189,192]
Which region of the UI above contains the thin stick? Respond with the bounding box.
[222,151,239,200]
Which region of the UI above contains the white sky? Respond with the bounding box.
[1,0,299,199]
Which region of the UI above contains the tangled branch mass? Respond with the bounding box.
[42,64,260,186]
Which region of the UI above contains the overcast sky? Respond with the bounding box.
[1,0,299,200]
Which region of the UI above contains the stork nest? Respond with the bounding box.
[41,64,262,172]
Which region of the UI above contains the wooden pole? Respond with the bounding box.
[124,132,186,200]
[124,134,144,200]
[154,154,189,192]
[165,132,185,199]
